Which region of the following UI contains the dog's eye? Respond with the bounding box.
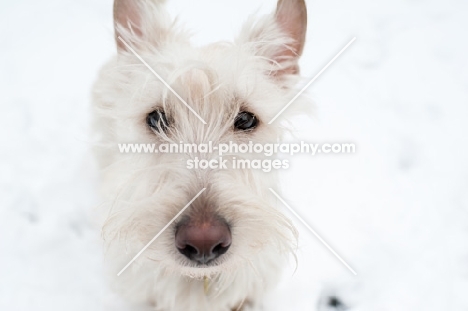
[147,110,169,132]
[234,111,258,131]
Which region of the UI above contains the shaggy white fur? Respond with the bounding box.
[92,0,309,310]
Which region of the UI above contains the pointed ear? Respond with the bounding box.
[238,0,307,77]
[276,0,307,60]
[274,0,307,75]
[113,0,171,52]
[114,0,143,51]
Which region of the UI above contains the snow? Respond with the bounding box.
[1,0,467,310]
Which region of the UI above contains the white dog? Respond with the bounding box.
[92,0,308,310]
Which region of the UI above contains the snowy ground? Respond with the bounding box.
[1,0,468,310]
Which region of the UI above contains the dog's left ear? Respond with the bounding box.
[275,0,307,70]
[238,0,307,77]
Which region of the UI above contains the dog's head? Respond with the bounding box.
[94,0,307,297]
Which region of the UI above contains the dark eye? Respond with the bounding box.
[234,111,258,131]
[147,110,169,132]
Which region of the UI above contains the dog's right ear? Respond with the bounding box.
[114,0,143,51]
[113,0,169,52]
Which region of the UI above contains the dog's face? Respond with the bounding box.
[93,0,307,302]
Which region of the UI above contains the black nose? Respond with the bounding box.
[175,218,231,265]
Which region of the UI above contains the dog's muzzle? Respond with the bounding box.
[175,217,231,265]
